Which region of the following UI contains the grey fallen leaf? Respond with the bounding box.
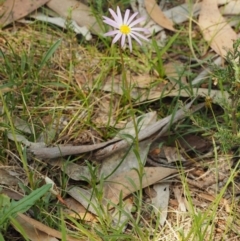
[168,88,230,107]
[151,183,170,226]
[29,138,120,159]
[111,197,133,231]
[193,7,240,86]
[0,169,21,186]
[7,132,46,150]
[47,0,101,34]
[65,113,156,181]
[63,163,94,181]
[30,13,92,40]
[131,0,202,34]
[13,117,33,134]
[68,167,177,215]
[164,61,187,86]
[30,100,203,159]
[132,0,231,35]
[220,0,240,15]
[37,125,57,144]
[163,146,187,163]
[15,215,59,241]
[67,186,99,215]
[0,0,50,27]
[173,186,186,212]
[95,100,204,160]
[99,139,151,179]
[115,111,157,140]
[191,56,222,86]
[192,32,240,86]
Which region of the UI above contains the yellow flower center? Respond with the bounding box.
[120,24,131,34]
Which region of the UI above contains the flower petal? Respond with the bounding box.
[103,18,119,28]
[121,34,126,48]
[112,32,122,44]
[109,8,120,23]
[127,35,132,52]
[123,9,130,25]
[130,31,149,42]
[116,6,123,24]
[129,16,146,28]
[126,12,138,26]
[129,33,142,46]
[104,30,119,36]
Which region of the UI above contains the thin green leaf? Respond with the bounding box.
[0,184,52,226]
[39,39,62,70]
[0,232,5,241]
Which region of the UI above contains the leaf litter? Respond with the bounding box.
[1,0,240,240]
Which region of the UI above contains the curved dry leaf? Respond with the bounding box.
[95,100,203,160]
[102,73,170,101]
[168,88,230,106]
[110,197,133,230]
[173,186,186,212]
[0,169,20,186]
[99,139,151,179]
[15,213,82,241]
[30,12,92,40]
[116,111,157,139]
[164,61,187,85]
[47,0,101,34]
[67,167,176,213]
[198,0,237,58]
[220,0,240,15]
[144,0,175,31]
[103,167,176,205]
[151,183,170,226]
[64,163,93,181]
[64,198,97,222]
[0,0,49,27]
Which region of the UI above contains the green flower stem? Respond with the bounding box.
[119,45,143,224]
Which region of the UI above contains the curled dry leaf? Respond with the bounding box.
[64,198,97,222]
[110,197,133,231]
[30,13,92,40]
[151,183,170,226]
[198,0,237,58]
[99,139,151,179]
[15,213,82,241]
[168,88,230,106]
[0,169,21,186]
[173,186,187,212]
[68,167,177,213]
[95,100,204,160]
[220,0,240,15]
[164,61,187,86]
[47,0,101,34]
[144,0,175,31]
[102,73,171,102]
[102,167,176,207]
[0,0,50,27]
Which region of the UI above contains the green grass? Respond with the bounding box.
[1,1,240,241]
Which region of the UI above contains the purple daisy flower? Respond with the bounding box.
[103,6,149,52]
